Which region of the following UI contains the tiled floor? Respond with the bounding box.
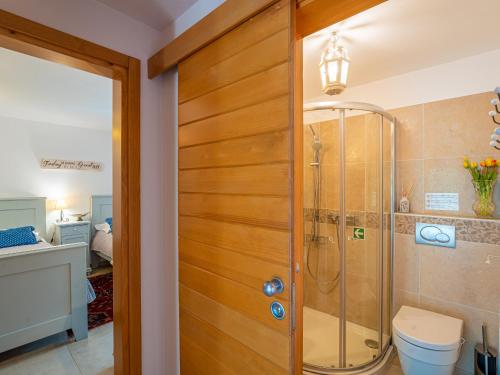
[0,323,113,375]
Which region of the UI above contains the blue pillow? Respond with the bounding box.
[0,226,37,249]
[105,217,112,233]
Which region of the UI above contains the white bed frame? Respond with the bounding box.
[0,198,88,353]
[90,195,113,266]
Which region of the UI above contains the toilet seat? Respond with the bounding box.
[393,306,463,351]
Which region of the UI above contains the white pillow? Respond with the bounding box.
[95,222,111,234]
[33,231,42,242]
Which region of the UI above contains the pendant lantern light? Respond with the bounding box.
[319,32,350,95]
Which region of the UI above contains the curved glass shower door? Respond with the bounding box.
[303,102,395,374]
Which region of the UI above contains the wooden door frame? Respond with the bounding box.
[0,10,141,375]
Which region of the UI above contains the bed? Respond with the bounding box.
[0,198,88,353]
[90,195,113,266]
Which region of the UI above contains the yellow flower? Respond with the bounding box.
[463,161,469,168]
[471,161,478,168]
[497,160,500,167]
[485,158,494,167]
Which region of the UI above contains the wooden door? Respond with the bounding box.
[178,0,296,373]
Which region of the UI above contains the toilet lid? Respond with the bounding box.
[393,306,463,351]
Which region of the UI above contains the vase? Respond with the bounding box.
[472,180,496,218]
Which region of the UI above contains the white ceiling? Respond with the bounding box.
[0,48,112,131]
[303,0,500,101]
[96,0,198,31]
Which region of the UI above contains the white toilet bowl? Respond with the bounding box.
[393,306,464,375]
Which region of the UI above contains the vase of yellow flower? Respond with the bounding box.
[463,157,498,218]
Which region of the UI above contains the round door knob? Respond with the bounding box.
[262,277,284,297]
[270,301,286,320]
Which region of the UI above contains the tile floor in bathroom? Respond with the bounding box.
[384,356,471,375]
[0,323,113,375]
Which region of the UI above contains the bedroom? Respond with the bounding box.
[0,46,115,374]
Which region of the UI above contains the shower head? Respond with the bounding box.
[312,140,322,151]
[308,125,322,150]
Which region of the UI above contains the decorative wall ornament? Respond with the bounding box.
[40,159,103,171]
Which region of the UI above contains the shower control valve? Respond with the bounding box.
[262,277,284,297]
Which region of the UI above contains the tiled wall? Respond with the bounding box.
[303,91,500,374]
[394,92,499,216]
[395,214,500,374]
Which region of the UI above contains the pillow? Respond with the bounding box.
[0,226,38,249]
[95,222,111,234]
[105,217,112,233]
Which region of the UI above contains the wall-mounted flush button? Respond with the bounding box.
[416,222,455,248]
[270,301,286,320]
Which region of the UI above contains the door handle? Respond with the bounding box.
[262,277,284,297]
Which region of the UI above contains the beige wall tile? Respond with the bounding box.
[320,119,339,166]
[345,114,366,163]
[396,159,424,213]
[346,162,366,211]
[394,289,420,314]
[418,295,500,374]
[423,92,494,160]
[419,240,500,312]
[324,163,340,210]
[346,227,378,280]
[390,104,424,161]
[394,234,420,294]
[423,158,476,216]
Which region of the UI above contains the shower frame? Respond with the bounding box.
[303,101,396,374]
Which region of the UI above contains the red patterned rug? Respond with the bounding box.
[88,272,113,330]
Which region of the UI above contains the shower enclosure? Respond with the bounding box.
[302,102,395,374]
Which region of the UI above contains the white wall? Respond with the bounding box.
[304,48,500,124]
[0,115,112,232]
[0,1,163,373]
[0,0,222,373]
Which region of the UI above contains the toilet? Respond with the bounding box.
[393,306,464,375]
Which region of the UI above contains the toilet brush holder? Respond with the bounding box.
[474,344,497,375]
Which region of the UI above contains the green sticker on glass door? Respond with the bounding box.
[353,227,365,240]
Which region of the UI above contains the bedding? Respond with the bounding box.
[0,239,52,256]
[0,226,38,248]
[105,217,112,232]
[91,229,113,261]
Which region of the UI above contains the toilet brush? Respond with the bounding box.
[482,324,489,375]
[475,324,497,375]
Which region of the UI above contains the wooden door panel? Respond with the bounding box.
[179,96,289,148]
[180,286,290,370]
[178,0,293,373]
[179,261,290,332]
[179,193,289,229]
[179,238,290,293]
[179,216,289,265]
[179,164,289,195]
[180,310,286,375]
[178,0,289,81]
[179,28,289,103]
[179,130,289,169]
[178,62,288,125]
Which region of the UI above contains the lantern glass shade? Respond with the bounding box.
[319,38,350,95]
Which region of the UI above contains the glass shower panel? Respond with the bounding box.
[302,119,342,369]
[344,112,382,367]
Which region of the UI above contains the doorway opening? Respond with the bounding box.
[0,10,141,375]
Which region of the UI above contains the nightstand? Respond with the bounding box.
[54,221,91,273]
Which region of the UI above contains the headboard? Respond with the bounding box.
[90,195,112,237]
[0,198,47,239]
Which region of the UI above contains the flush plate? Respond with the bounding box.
[415,222,456,248]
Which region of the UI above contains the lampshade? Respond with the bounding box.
[319,33,350,95]
[55,199,67,210]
